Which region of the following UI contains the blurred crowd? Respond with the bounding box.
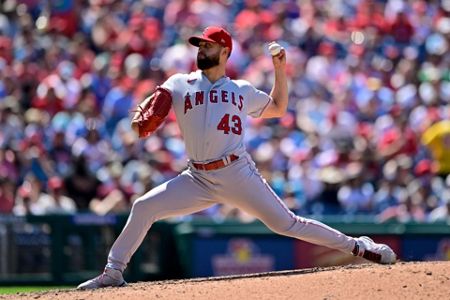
[0,0,450,223]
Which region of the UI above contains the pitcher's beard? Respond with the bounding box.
[197,55,220,70]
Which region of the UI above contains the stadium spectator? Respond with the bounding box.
[64,155,101,210]
[36,176,77,214]
[13,174,45,216]
[0,177,14,214]
[421,120,450,177]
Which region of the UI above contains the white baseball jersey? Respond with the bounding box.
[162,70,272,161]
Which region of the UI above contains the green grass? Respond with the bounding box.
[0,286,71,295]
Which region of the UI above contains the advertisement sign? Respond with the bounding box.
[190,237,294,277]
[402,237,450,261]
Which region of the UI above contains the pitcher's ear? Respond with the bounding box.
[223,47,231,58]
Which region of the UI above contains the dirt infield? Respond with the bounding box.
[2,261,449,300]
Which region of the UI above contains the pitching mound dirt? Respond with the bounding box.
[2,261,449,300]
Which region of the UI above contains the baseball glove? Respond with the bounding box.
[131,86,172,138]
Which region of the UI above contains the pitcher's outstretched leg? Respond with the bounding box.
[221,160,397,265]
[78,171,214,289]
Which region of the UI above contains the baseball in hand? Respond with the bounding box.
[268,42,282,56]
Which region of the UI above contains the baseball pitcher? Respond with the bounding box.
[78,26,396,289]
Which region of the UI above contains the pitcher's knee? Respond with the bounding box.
[265,215,308,237]
[266,218,298,236]
[132,195,168,219]
[130,197,154,217]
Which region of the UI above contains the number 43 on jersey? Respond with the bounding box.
[217,114,242,135]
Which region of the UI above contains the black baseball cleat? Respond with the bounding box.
[352,236,397,264]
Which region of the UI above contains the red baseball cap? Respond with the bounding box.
[189,26,233,53]
[48,176,63,190]
[414,159,435,176]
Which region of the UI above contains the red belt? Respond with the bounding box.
[192,154,239,171]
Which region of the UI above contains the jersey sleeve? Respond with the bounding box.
[246,84,272,118]
[160,74,183,94]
